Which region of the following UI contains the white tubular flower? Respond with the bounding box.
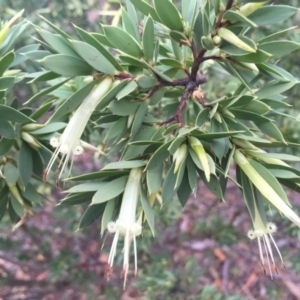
[106,168,143,289]
[247,206,284,278]
[44,77,113,181]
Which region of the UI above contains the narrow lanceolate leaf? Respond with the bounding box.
[129,0,161,22]
[234,150,300,228]
[92,176,128,204]
[143,16,155,62]
[18,142,33,188]
[39,54,93,77]
[74,25,123,71]
[78,203,106,229]
[0,105,34,123]
[103,25,143,58]
[71,40,117,75]
[258,41,300,58]
[217,28,256,53]
[246,5,298,26]
[154,0,184,32]
[140,185,155,236]
[223,10,258,28]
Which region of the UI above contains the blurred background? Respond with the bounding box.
[0,0,300,299]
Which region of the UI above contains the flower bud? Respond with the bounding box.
[217,27,256,53]
[173,144,187,173]
[239,2,268,17]
[0,9,24,46]
[21,132,41,149]
[188,136,210,182]
[201,36,215,50]
[212,35,222,46]
[22,123,44,132]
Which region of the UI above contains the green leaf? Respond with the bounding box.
[0,186,9,220]
[256,81,297,99]
[0,120,14,139]
[18,142,33,188]
[146,141,172,170]
[240,171,256,221]
[211,118,230,160]
[131,101,148,135]
[96,79,130,110]
[105,117,127,141]
[168,136,186,155]
[0,50,15,76]
[248,152,300,162]
[162,162,178,201]
[182,0,200,26]
[256,121,285,142]
[177,169,192,207]
[109,99,139,116]
[49,81,97,122]
[159,58,183,68]
[21,183,43,204]
[59,192,94,206]
[71,40,118,75]
[154,0,184,31]
[92,176,128,204]
[249,160,289,205]
[258,41,300,58]
[219,35,256,56]
[129,0,161,22]
[119,55,149,69]
[30,122,66,135]
[247,5,298,26]
[3,163,19,187]
[0,138,14,156]
[196,108,209,127]
[79,203,106,229]
[25,78,70,105]
[147,165,163,194]
[239,100,270,115]
[230,109,271,122]
[149,86,166,106]
[234,49,271,64]
[258,26,298,44]
[39,54,93,77]
[64,182,106,193]
[103,25,143,57]
[0,104,34,123]
[37,29,79,57]
[116,81,138,100]
[187,156,198,193]
[74,25,123,72]
[136,75,156,89]
[10,195,24,217]
[198,170,224,201]
[101,199,115,235]
[223,10,258,27]
[121,7,139,41]
[125,0,140,40]
[140,185,155,236]
[103,160,146,170]
[38,15,71,39]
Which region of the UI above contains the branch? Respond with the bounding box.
[190,48,207,80]
[216,0,234,29]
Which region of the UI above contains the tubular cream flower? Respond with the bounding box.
[248,217,284,278]
[106,168,143,289]
[44,77,113,181]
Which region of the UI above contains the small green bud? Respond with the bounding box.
[21,132,41,149]
[22,123,44,132]
[212,35,222,46]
